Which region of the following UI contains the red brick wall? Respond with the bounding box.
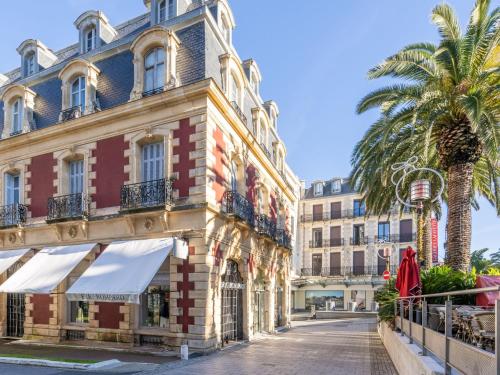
[212,127,226,203]
[176,246,195,333]
[32,294,51,325]
[95,302,123,329]
[28,153,57,217]
[173,118,196,198]
[92,135,129,208]
[246,164,257,206]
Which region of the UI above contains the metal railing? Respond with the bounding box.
[275,229,292,250]
[120,178,173,212]
[222,191,255,228]
[260,143,272,160]
[231,101,247,126]
[0,203,28,228]
[308,238,344,248]
[301,265,397,277]
[350,236,371,246]
[143,86,164,97]
[395,287,500,375]
[60,106,82,122]
[300,209,354,222]
[256,214,277,239]
[399,233,417,242]
[47,193,89,222]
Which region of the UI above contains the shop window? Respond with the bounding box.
[141,286,169,328]
[305,290,344,311]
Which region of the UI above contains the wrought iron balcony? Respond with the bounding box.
[143,86,164,97]
[329,238,344,247]
[260,144,272,160]
[222,191,255,227]
[256,214,277,239]
[300,209,354,222]
[300,265,398,278]
[275,229,292,250]
[47,193,90,223]
[374,234,398,243]
[399,232,417,243]
[349,236,370,246]
[60,106,82,122]
[120,178,173,212]
[308,238,345,248]
[230,101,247,125]
[0,203,28,228]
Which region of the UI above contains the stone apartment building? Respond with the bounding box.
[292,178,416,312]
[0,0,299,351]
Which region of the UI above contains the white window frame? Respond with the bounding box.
[5,172,20,205]
[11,98,23,135]
[229,74,239,105]
[221,15,230,44]
[71,76,86,109]
[142,142,165,182]
[69,160,84,195]
[259,121,267,146]
[157,0,166,23]
[25,53,35,77]
[144,48,165,93]
[332,180,341,193]
[85,27,97,52]
[313,182,323,197]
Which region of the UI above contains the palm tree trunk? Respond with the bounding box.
[445,163,474,272]
[423,213,433,269]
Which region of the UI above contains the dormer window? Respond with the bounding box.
[157,0,166,22]
[71,77,86,109]
[229,74,240,106]
[24,53,35,77]
[144,48,165,94]
[221,15,231,44]
[11,99,23,135]
[332,180,341,193]
[314,182,323,197]
[85,27,97,52]
[17,40,57,78]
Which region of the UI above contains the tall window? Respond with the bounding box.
[353,199,365,217]
[142,142,164,182]
[378,222,390,242]
[221,15,230,43]
[312,228,323,247]
[69,160,84,195]
[157,0,167,23]
[229,74,239,105]
[24,53,35,77]
[68,277,89,324]
[11,99,23,135]
[313,182,323,197]
[332,180,341,193]
[85,27,97,52]
[5,173,20,205]
[71,76,86,109]
[144,48,165,93]
[230,160,238,192]
[141,286,169,328]
[353,224,365,245]
[259,122,266,146]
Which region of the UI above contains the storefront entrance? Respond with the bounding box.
[6,262,25,338]
[221,260,244,344]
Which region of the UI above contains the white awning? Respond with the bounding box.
[66,238,174,304]
[0,249,31,275]
[0,243,97,294]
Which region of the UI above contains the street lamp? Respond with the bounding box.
[391,157,444,268]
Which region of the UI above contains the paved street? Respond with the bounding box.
[0,318,397,375]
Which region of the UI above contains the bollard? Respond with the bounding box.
[180,344,189,360]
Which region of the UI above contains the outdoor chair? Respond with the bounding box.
[472,312,495,351]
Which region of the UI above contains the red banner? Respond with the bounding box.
[431,218,438,263]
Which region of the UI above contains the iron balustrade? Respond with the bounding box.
[47,193,89,222]
[300,265,397,277]
[260,143,272,160]
[256,214,277,239]
[230,101,247,125]
[222,191,255,227]
[300,209,354,222]
[275,229,292,250]
[143,86,164,97]
[399,232,417,242]
[60,106,82,122]
[0,203,27,228]
[329,238,344,247]
[308,238,345,248]
[120,178,173,212]
[350,236,371,246]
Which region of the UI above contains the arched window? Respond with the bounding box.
[221,15,230,44]
[11,98,23,135]
[71,76,86,109]
[144,48,165,93]
[85,27,97,52]
[24,53,35,77]
[229,74,240,106]
[157,0,166,23]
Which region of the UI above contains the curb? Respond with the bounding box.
[0,357,122,370]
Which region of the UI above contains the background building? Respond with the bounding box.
[0,0,300,351]
[292,177,416,312]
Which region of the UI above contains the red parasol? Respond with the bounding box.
[396,246,421,298]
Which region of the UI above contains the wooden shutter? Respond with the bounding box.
[330,226,341,246]
[330,253,341,276]
[399,219,413,242]
[312,204,323,221]
[331,202,341,219]
[353,251,365,275]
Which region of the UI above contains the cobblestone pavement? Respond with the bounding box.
[151,317,398,375]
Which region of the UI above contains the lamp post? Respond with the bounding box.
[391,157,444,269]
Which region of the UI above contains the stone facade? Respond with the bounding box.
[0,0,300,351]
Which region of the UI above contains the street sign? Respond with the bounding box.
[383,270,390,280]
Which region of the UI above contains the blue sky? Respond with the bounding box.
[0,1,498,257]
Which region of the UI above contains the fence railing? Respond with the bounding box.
[275,229,292,250]
[47,193,90,222]
[308,238,345,248]
[120,178,173,212]
[0,203,28,228]
[256,214,277,239]
[300,210,354,222]
[301,265,397,277]
[222,191,255,227]
[395,287,499,375]
[230,101,247,126]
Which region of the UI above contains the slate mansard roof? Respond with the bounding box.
[302,178,357,200]
[0,2,277,143]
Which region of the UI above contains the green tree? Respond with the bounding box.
[352,0,499,272]
[489,248,500,267]
[471,248,492,273]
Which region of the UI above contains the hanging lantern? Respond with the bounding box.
[410,179,431,202]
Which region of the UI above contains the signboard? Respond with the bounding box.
[383,270,390,280]
[431,218,439,263]
[173,238,189,260]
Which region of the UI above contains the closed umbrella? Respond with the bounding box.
[396,246,421,298]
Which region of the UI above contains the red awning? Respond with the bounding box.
[476,275,500,306]
[396,246,421,298]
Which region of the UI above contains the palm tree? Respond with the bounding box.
[351,0,499,272]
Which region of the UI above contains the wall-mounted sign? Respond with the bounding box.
[431,218,438,263]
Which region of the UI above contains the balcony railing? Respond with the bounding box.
[349,236,370,246]
[143,86,164,97]
[120,178,173,212]
[0,203,28,228]
[222,191,255,227]
[300,265,398,277]
[60,106,82,122]
[399,233,416,242]
[308,238,345,248]
[231,101,247,126]
[260,143,272,160]
[256,214,277,239]
[47,193,90,222]
[275,229,292,250]
[300,209,354,222]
